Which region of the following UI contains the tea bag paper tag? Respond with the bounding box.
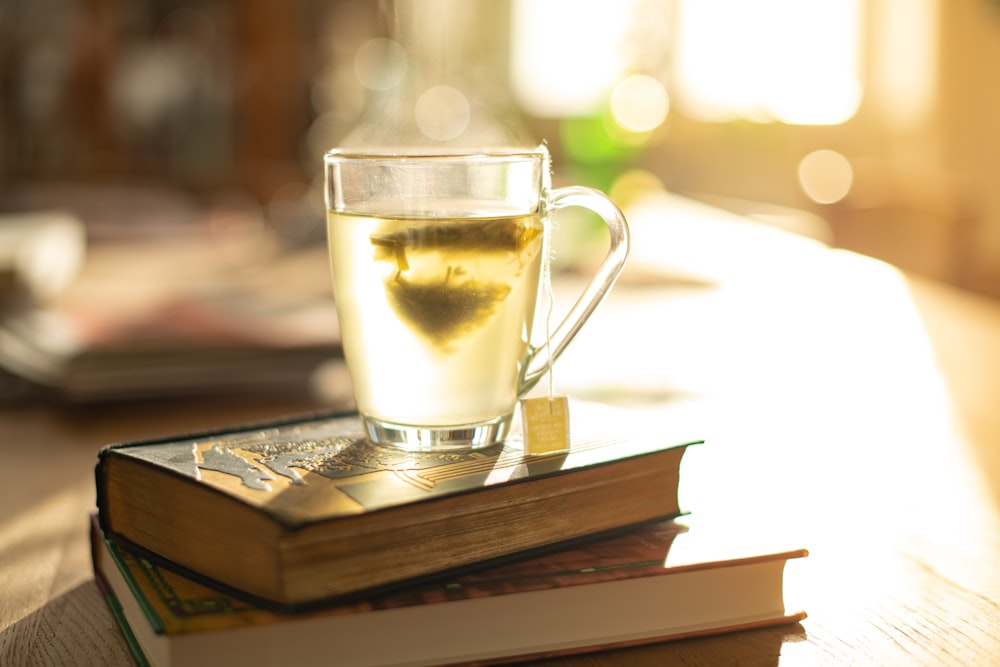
[520,396,570,455]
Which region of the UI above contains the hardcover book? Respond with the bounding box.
[91,514,807,667]
[95,400,702,609]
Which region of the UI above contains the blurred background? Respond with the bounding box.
[1,0,998,402]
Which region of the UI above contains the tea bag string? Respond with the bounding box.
[542,216,556,403]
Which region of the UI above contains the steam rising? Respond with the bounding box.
[340,0,536,152]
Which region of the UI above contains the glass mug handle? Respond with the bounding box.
[518,186,630,394]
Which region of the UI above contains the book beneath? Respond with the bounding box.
[95,400,703,609]
[91,514,807,667]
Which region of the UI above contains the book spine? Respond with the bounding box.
[90,517,152,667]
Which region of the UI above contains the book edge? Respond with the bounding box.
[92,515,808,667]
[90,517,154,667]
[99,510,691,615]
[96,405,701,533]
[453,611,808,667]
[93,407,356,534]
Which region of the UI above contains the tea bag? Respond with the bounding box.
[520,394,570,455]
[387,269,511,343]
[371,218,540,256]
[371,216,541,347]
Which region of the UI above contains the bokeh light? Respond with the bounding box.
[610,75,670,134]
[353,38,408,91]
[798,149,854,204]
[610,169,666,210]
[414,86,471,142]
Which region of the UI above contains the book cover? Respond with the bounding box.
[95,400,703,609]
[91,514,807,667]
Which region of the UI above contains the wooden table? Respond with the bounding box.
[3,199,1000,666]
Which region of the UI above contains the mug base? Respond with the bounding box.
[363,414,512,452]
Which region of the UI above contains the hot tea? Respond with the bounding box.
[328,206,544,429]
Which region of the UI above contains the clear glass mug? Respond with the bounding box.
[324,145,628,451]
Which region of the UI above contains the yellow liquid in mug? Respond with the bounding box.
[328,207,544,427]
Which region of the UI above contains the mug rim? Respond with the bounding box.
[324,145,548,162]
